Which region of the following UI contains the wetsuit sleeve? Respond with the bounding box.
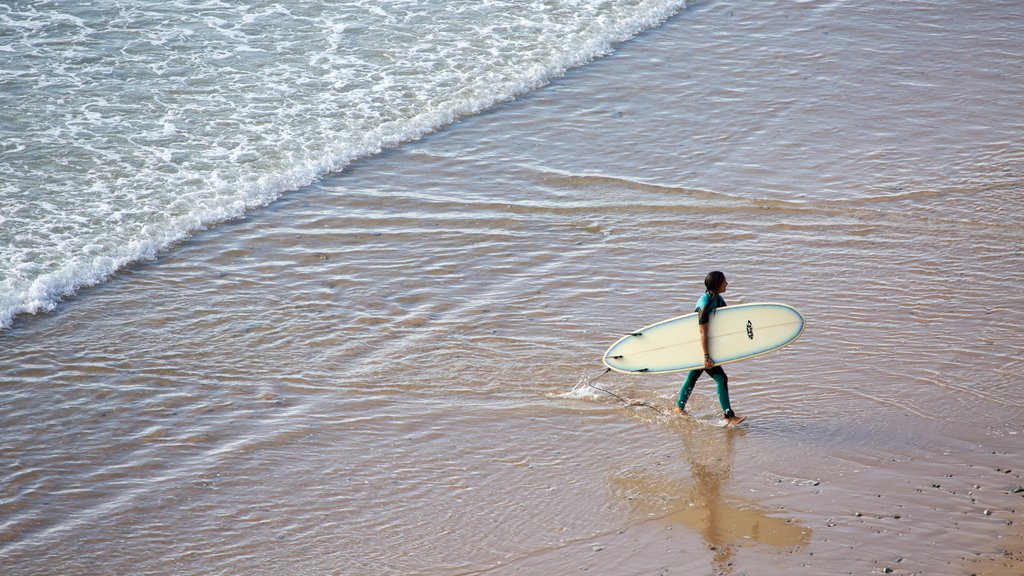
[697,305,712,325]
[695,293,712,325]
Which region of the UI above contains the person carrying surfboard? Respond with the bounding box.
[674,271,747,426]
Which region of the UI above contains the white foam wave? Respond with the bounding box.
[0,0,689,330]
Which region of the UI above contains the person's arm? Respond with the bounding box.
[697,300,714,369]
[700,322,713,369]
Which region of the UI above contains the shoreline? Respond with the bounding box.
[0,1,1021,574]
[475,423,1024,576]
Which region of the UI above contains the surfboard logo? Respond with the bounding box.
[746,320,754,340]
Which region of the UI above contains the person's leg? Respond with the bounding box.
[708,366,734,418]
[676,369,703,412]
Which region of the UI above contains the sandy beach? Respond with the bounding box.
[2,1,1022,574]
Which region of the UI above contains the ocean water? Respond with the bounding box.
[2,1,1023,575]
[0,0,686,329]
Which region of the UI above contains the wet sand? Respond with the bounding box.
[2,1,1023,574]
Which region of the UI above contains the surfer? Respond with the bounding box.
[674,271,747,426]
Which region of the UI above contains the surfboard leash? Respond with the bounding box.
[575,368,664,415]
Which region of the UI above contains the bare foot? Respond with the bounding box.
[672,407,688,416]
[720,414,747,427]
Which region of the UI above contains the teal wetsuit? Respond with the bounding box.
[676,291,735,419]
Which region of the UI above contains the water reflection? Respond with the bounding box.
[612,426,810,574]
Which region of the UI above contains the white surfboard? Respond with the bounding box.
[603,303,804,374]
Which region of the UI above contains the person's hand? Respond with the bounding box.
[704,355,714,370]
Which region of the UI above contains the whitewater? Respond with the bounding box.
[0,0,688,330]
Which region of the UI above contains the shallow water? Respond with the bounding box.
[0,0,687,328]
[2,0,1023,574]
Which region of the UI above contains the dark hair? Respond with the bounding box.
[704,271,726,293]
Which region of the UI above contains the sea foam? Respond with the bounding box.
[0,0,689,330]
